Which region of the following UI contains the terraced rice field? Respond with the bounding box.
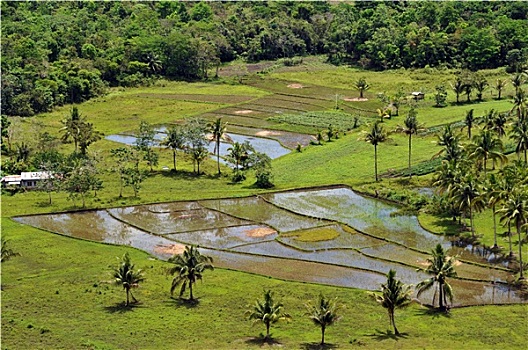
[15,186,525,307]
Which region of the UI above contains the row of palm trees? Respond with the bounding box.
[113,243,459,345]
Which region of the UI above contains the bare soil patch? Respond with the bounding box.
[287,83,304,89]
[245,227,277,238]
[234,110,254,114]
[154,243,186,256]
[343,97,369,102]
[255,130,283,137]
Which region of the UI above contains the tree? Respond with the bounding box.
[251,152,274,189]
[450,76,465,104]
[1,115,11,154]
[510,114,528,164]
[191,146,209,175]
[473,74,488,102]
[372,269,411,336]
[305,294,342,346]
[354,77,370,98]
[434,125,464,165]
[161,125,186,172]
[511,89,527,121]
[113,252,144,306]
[495,78,507,100]
[36,161,62,205]
[167,245,214,301]
[363,122,387,182]
[467,130,507,175]
[395,108,423,178]
[60,107,83,152]
[63,158,99,208]
[511,72,527,95]
[135,121,158,172]
[184,118,208,173]
[498,190,527,279]
[416,244,457,312]
[226,141,253,182]
[247,290,291,340]
[434,84,448,107]
[78,122,103,156]
[462,109,475,140]
[449,173,486,236]
[111,147,134,198]
[208,118,229,175]
[1,236,20,262]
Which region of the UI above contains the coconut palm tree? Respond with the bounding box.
[373,269,411,336]
[113,252,144,306]
[395,108,423,178]
[60,106,83,152]
[462,109,475,140]
[449,173,486,236]
[167,245,214,301]
[510,114,528,164]
[247,290,291,340]
[161,125,186,172]
[416,244,457,312]
[498,190,528,279]
[450,76,465,104]
[208,118,230,175]
[473,75,488,102]
[495,78,508,100]
[511,89,527,121]
[511,72,526,95]
[363,122,387,182]
[354,77,370,98]
[305,294,342,345]
[467,130,507,175]
[434,125,464,164]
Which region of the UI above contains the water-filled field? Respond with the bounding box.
[15,186,525,306]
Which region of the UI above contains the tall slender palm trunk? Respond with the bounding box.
[517,222,524,279]
[374,145,378,182]
[408,134,412,178]
[321,325,326,345]
[492,205,498,247]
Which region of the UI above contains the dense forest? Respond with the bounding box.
[2,1,528,117]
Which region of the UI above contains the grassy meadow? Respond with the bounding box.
[2,60,527,349]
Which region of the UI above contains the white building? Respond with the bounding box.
[1,171,51,189]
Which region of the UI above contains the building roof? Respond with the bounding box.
[20,172,51,180]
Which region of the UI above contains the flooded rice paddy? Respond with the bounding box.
[15,186,526,306]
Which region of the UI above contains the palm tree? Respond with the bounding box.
[464,83,473,103]
[492,112,508,139]
[450,76,465,104]
[247,290,291,340]
[208,118,229,175]
[354,77,370,98]
[192,146,209,175]
[363,122,387,182]
[450,174,486,236]
[167,245,214,301]
[433,125,464,165]
[146,52,162,75]
[161,125,186,172]
[511,72,526,95]
[373,269,411,336]
[467,130,507,175]
[511,89,526,120]
[473,75,488,102]
[498,190,527,279]
[462,109,475,140]
[60,106,83,152]
[1,236,20,262]
[416,244,457,312]
[305,294,342,345]
[495,78,508,100]
[395,108,423,178]
[113,252,144,306]
[510,113,528,164]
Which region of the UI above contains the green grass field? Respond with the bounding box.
[2,62,527,349]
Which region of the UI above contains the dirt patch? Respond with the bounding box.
[343,97,369,102]
[154,243,186,256]
[255,130,282,137]
[234,110,254,114]
[245,227,277,238]
[287,83,304,89]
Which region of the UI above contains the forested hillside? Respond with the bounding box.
[2,1,527,116]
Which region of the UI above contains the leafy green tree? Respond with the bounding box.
[372,269,411,336]
[354,77,370,98]
[434,84,448,107]
[161,125,186,172]
[395,108,423,178]
[251,152,274,189]
[167,245,214,301]
[226,141,253,182]
[78,122,103,156]
[134,121,158,172]
[450,76,465,104]
[63,159,98,208]
[184,118,208,173]
[36,161,63,204]
[305,294,342,346]
[473,74,489,102]
[247,290,291,340]
[416,244,457,312]
[363,122,387,182]
[113,252,145,306]
[1,115,11,154]
[110,147,134,198]
[499,190,528,279]
[208,118,229,175]
[1,236,20,262]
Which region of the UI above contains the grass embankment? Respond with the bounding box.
[2,219,527,350]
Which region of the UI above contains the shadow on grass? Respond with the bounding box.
[104,302,143,313]
[157,169,224,181]
[165,296,201,309]
[300,342,338,350]
[416,305,452,318]
[366,329,409,341]
[245,335,282,347]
